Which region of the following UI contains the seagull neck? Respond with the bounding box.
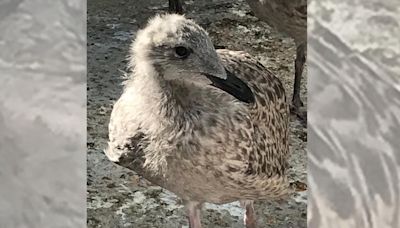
[132,64,188,124]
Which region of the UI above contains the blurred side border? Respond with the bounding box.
[0,0,86,227]
[308,0,400,227]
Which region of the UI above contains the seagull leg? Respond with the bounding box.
[240,200,257,228]
[186,201,202,228]
[168,0,184,14]
[291,42,307,114]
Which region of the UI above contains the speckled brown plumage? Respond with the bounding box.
[245,0,307,116]
[105,14,291,228]
[168,0,307,118]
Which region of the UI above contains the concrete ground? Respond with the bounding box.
[87,0,307,227]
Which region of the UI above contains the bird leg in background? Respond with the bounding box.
[168,0,184,14]
[186,201,203,228]
[213,45,226,49]
[241,200,257,228]
[291,42,307,114]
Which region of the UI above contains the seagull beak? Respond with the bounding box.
[204,68,255,104]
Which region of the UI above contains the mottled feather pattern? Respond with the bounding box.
[217,49,290,177]
[107,50,291,203]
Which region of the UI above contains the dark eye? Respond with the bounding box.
[174,46,190,58]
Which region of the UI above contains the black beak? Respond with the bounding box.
[205,68,255,104]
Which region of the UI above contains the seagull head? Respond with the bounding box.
[130,14,254,103]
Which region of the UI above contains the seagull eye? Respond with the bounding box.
[174,46,190,59]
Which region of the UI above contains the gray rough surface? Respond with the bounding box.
[87,0,306,227]
[0,0,86,227]
[308,0,400,227]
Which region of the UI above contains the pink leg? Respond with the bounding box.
[240,200,257,228]
[186,201,202,228]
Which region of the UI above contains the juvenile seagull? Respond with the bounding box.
[106,14,291,228]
